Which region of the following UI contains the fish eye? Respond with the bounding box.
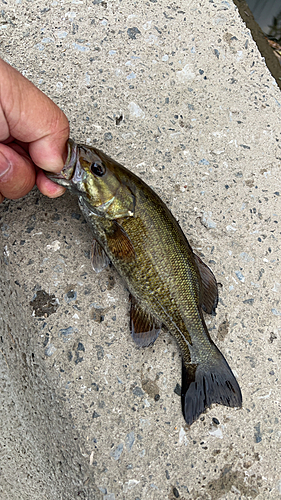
[90,161,106,177]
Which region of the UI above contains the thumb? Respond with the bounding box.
[29,121,70,173]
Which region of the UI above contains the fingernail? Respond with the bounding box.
[0,151,11,178]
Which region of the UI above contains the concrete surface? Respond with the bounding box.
[0,1,281,499]
[233,0,281,91]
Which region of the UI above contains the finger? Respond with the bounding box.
[0,142,66,199]
[36,169,66,198]
[29,123,69,172]
[2,135,14,144]
[0,143,35,200]
[0,60,70,172]
[0,103,10,141]
[5,138,29,152]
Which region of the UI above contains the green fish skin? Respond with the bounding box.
[47,139,242,426]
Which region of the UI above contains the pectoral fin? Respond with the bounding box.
[91,239,111,273]
[194,253,218,315]
[130,295,161,347]
[105,220,135,262]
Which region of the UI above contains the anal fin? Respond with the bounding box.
[194,253,218,315]
[130,295,161,347]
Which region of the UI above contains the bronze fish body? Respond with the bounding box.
[48,139,242,425]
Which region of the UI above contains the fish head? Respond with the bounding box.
[47,139,135,219]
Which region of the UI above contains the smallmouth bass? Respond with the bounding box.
[47,139,242,425]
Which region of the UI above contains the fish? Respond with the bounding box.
[47,139,242,425]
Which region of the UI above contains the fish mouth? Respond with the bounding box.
[46,139,78,187]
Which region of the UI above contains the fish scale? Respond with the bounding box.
[47,139,242,425]
[123,197,204,348]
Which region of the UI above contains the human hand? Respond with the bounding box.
[0,59,69,203]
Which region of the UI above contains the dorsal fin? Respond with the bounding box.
[194,253,218,315]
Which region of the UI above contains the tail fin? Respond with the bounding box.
[181,349,242,426]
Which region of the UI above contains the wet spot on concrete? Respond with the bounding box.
[193,465,259,499]
[30,290,59,317]
[217,317,229,341]
[141,376,160,399]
